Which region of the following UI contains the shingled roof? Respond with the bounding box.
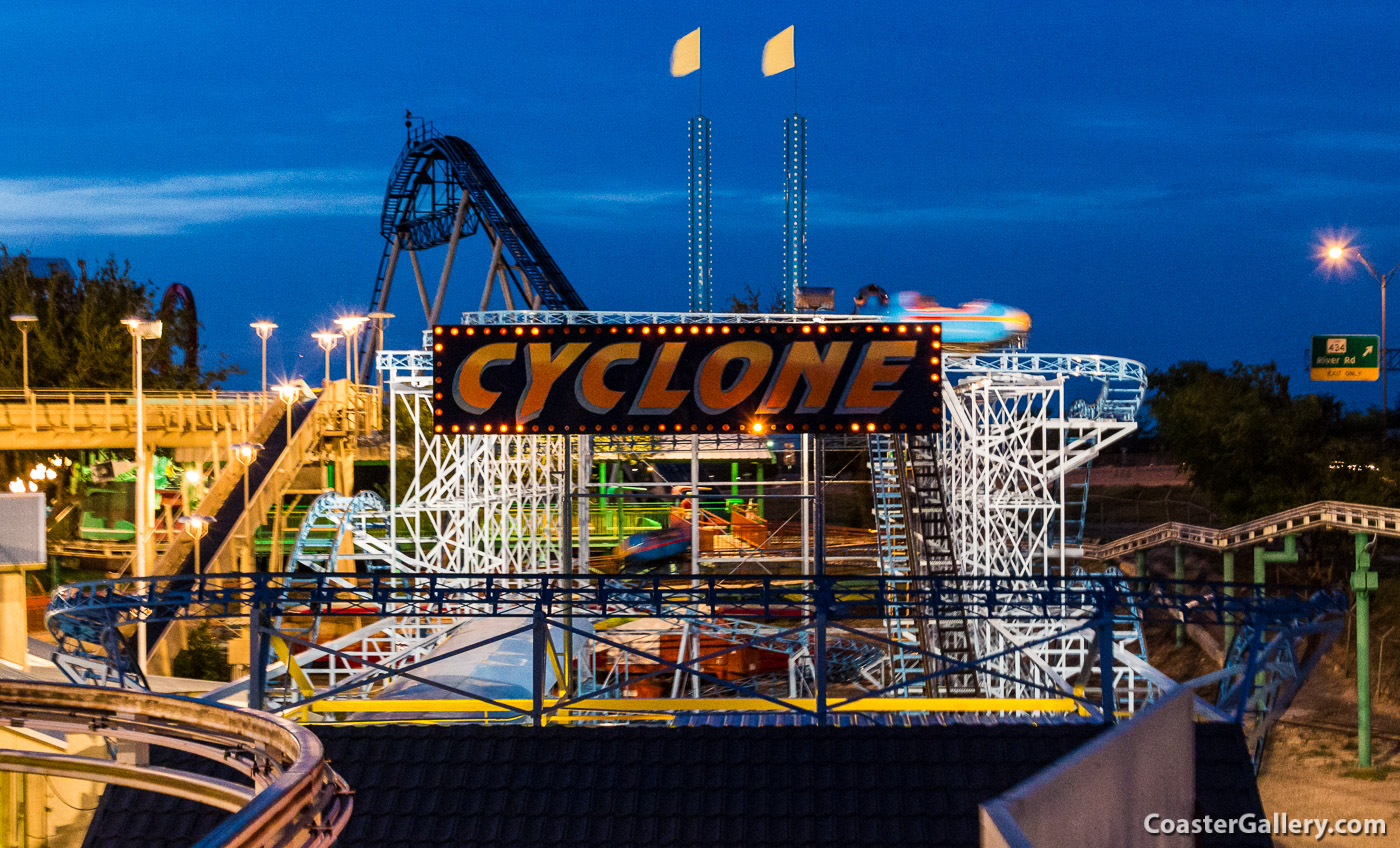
[83,722,1263,848]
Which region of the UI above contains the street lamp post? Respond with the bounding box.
[313,332,340,385]
[250,321,278,392]
[176,514,214,575]
[367,310,395,389]
[232,442,263,511]
[232,441,262,572]
[274,382,299,446]
[121,316,162,675]
[1325,243,1400,432]
[9,314,37,399]
[334,316,369,384]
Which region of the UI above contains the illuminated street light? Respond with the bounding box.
[274,382,300,446]
[334,315,369,383]
[232,441,263,511]
[9,313,37,399]
[232,441,263,572]
[121,315,162,676]
[1323,240,1400,432]
[182,467,205,512]
[312,331,340,385]
[250,321,278,392]
[176,514,214,575]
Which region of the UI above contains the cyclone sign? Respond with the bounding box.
[431,322,943,435]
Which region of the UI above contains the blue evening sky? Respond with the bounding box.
[3,1,1399,408]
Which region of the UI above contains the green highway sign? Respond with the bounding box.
[1310,335,1379,381]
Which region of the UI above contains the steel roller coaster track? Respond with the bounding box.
[0,681,350,847]
[362,121,586,373]
[45,572,1343,734]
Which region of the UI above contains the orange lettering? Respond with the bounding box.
[757,341,852,414]
[630,342,689,415]
[837,341,915,414]
[454,343,517,415]
[574,343,640,415]
[517,342,589,423]
[696,342,773,415]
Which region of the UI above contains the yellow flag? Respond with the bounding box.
[671,28,700,77]
[762,26,795,76]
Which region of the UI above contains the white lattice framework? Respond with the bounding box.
[938,360,1151,707]
[383,352,564,575]
[375,331,1162,714]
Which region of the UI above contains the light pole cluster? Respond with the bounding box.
[247,311,395,389]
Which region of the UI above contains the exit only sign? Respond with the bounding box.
[1310,335,1379,381]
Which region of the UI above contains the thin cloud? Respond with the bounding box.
[522,189,685,206]
[0,170,381,236]
[490,182,1197,230]
[808,187,1173,227]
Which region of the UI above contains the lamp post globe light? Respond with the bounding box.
[333,315,369,384]
[1323,241,1400,432]
[250,321,278,392]
[121,316,162,675]
[274,382,300,445]
[232,441,263,511]
[9,313,37,399]
[313,332,341,385]
[232,441,263,572]
[176,514,214,575]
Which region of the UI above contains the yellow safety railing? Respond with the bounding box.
[301,696,1081,722]
[0,388,273,449]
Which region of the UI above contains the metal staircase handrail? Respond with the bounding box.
[150,400,285,577]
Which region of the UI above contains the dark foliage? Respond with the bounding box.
[170,623,231,682]
[1148,360,1400,523]
[0,248,239,391]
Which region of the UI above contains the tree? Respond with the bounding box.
[171,623,232,681]
[1148,360,1400,522]
[724,283,783,314]
[0,248,238,391]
